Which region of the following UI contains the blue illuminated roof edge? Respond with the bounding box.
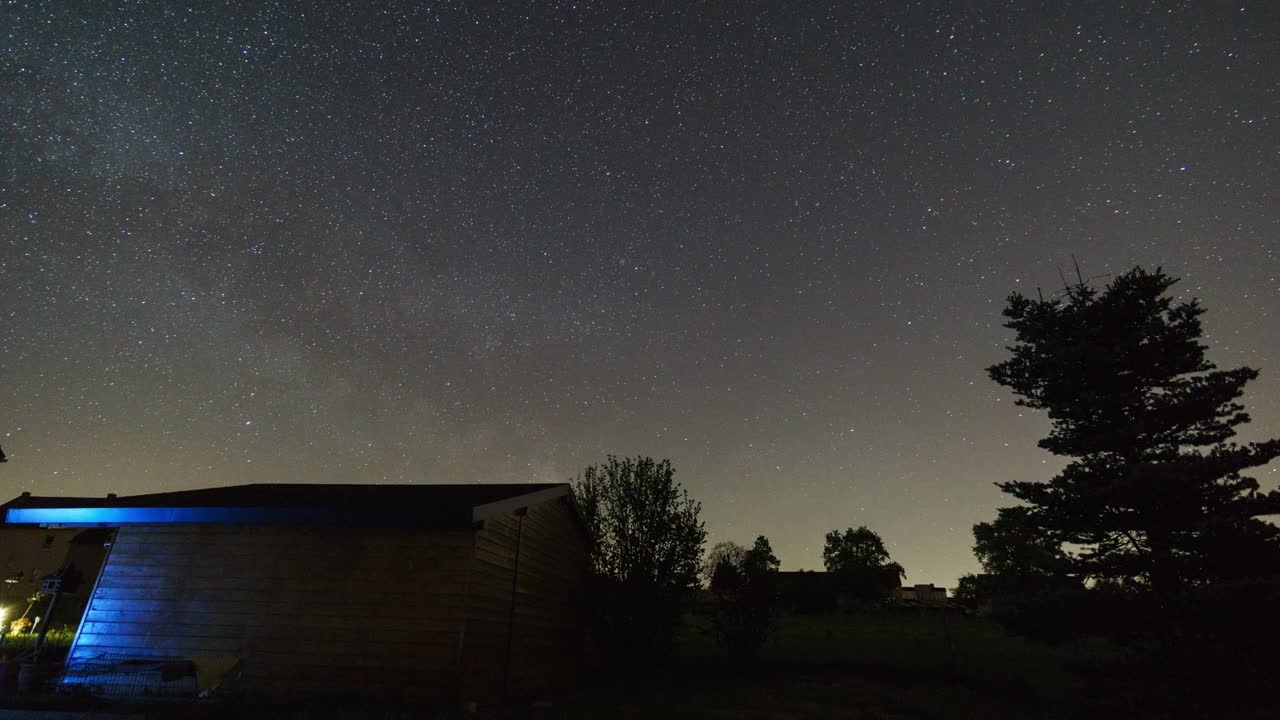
[3,505,470,527]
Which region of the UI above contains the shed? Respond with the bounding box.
[0,483,589,704]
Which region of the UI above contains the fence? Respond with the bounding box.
[59,654,203,698]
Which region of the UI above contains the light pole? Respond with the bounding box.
[1,444,8,645]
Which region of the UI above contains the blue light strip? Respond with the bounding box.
[3,505,468,527]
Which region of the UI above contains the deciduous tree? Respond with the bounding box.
[703,541,746,587]
[822,526,905,608]
[573,455,707,664]
[709,535,780,663]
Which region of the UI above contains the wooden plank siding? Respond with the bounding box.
[67,524,474,700]
[506,497,589,698]
[460,496,588,703]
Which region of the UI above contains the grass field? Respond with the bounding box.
[149,614,1100,720]
[476,612,1112,720]
[0,612,1267,719]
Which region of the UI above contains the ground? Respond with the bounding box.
[0,613,1140,719]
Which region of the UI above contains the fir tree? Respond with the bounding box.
[986,266,1280,603]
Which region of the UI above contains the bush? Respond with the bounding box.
[0,624,76,660]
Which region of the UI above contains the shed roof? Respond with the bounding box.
[1,483,570,529]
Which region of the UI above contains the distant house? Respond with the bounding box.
[777,572,948,613]
[894,583,948,606]
[774,571,838,614]
[0,503,112,636]
[1,483,589,704]
[1,526,78,605]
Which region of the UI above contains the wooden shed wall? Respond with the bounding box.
[67,524,473,699]
[462,496,587,702]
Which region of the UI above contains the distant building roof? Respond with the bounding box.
[1,483,570,529]
[0,493,105,512]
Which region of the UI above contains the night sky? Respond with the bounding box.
[3,2,1278,586]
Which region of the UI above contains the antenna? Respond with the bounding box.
[1057,266,1072,294]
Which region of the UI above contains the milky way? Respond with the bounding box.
[3,2,1277,584]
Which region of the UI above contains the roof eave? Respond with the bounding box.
[471,484,571,523]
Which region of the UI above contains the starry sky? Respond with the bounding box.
[2,2,1278,586]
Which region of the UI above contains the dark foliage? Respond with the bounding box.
[822,526,905,608]
[747,535,780,574]
[573,455,707,665]
[984,266,1280,709]
[774,571,838,614]
[951,573,988,611]
[708,535,781,663]
[702,541,747,587]
[969,507,1091,642]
